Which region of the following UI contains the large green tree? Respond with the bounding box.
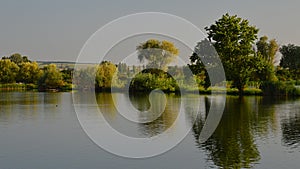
[205,13,259,94]
[137,39,179,71]
[0,59,19,83]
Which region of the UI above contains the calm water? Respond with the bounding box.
[0,92,300,169]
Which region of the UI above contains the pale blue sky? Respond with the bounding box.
[0,0,299,61]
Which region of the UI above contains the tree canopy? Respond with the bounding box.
[38,64,64,90]
[0,59,19,83]
[279,44,300,80]
[280,44,300,70]
[2,53,31,65]
[256,36,279,64]
[205,13,259,94]
[18,62,42,84]
[95,61,117,90]
[137,39,179,71]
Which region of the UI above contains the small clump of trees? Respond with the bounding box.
[0,54,72,91]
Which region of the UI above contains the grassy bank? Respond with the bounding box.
[0,83,73,92]
[0,83,36,91]
[2,82,300,96]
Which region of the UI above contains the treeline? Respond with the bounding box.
[1,49,300,95]
[1,14,300,95]
[0,53,72,91]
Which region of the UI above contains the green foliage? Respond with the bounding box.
[61,68,73,84]
[251,54,277,82]
[256,36,279,64]
[276,66,293,81]
[0,59,19,83]
[205,13,259,94]
[129,69,179,92]
[189,39,219,89]
[260,81,298,96]
[280,44,300,70]
[2,53,31,65]
[279,44,300,80]
[95,61,117,91]
[137,39,179,70]
[38,64,64,90]
[18,61,42,84]
[0,83,26,91]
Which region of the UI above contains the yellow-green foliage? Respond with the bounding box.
[95,61,117,90]
[0,59,19,83]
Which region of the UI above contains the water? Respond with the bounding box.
[0,92,300,169]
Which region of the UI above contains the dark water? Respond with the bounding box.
[0,92,300,169]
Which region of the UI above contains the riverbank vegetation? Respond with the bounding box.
[1,13,300,96]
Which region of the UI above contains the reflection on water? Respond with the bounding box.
[0,92,62,124]
[94,93,300,168]
[135,93,179,137]
[281,100,300,149]
[1,92,300,168]
[186,96,296,168]
[95,92,179,138]
[201,97,261,168]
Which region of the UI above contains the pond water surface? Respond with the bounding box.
[0,92,300,169]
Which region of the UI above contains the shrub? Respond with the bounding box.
[260,81,298,96]
[129,69,179,92]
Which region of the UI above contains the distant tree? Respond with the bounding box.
[73,66,97,90]
[205,13,259,94]
[3,53,31,65]
[280,44,300,70]
[0,59,19,83]
[18,62,42,84]
[95,61,117,90]
[256,36,279,64]
[117,62,128,74]
[137,39,179,71]
[275,66,292,81]
[38,64,64,90]
[279,44,300,80]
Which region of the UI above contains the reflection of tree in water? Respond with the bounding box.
[0,92,55,121]
[188,96,209,147]
[96,92,117,120]
[251,96,279,138]
[281,101,300,149]
[130,93,179,137]
[188,96,270,169]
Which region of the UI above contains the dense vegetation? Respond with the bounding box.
[0,54,72,91]
[1,13,300,96]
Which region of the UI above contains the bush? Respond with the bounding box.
[260,81,298,96]
[129,69,179,92]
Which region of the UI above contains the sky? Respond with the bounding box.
[0,0,299,62]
